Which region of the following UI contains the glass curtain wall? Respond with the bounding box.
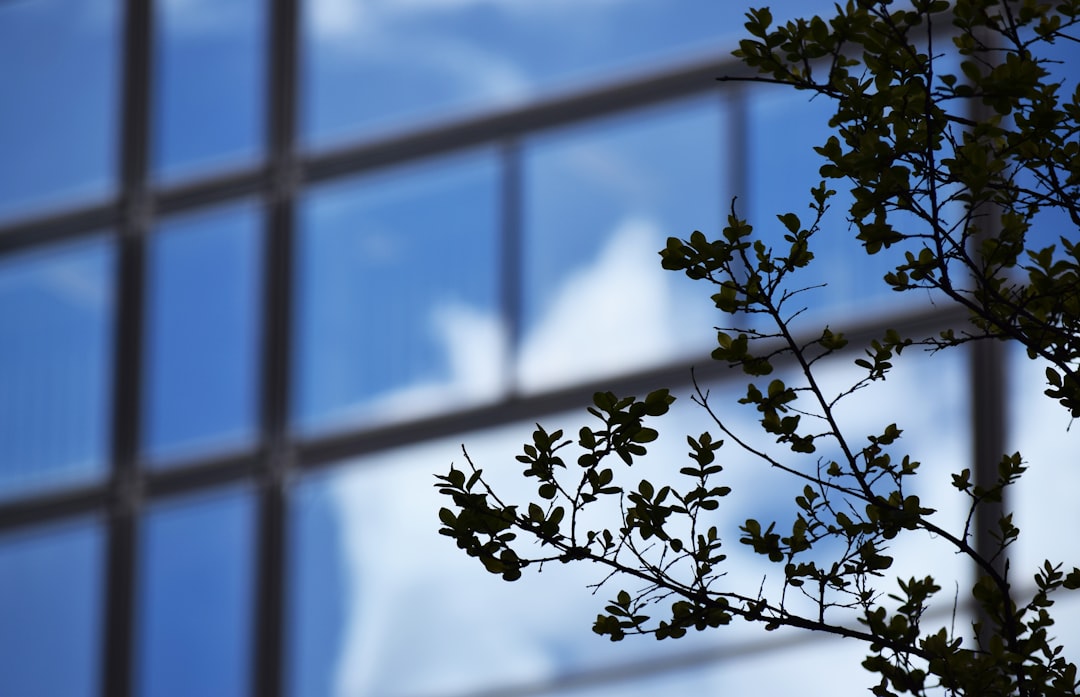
[1,1,1076,696]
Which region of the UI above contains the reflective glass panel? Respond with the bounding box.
[520,97,723,391]
[0,518,104,697]
[299,0,835,150]
[0,237,114,499]
[0,0,119,222]
[142,202,262,465]
[135,487,255,697]
[293,151,500,435]
[153,0,265,182]
[287,346,970,696]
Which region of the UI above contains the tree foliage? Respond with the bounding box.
[437,1,1080,694]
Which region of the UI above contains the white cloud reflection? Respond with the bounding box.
[518,218,681,392]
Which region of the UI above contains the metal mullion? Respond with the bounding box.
[500,140,523,395]
[102,0,153,695]
[153,165,266,218]
[726,83,749,223]
[971,340,1006,565]
[0,487,108,532]
[252,1,299,696]
[142,452,261,500]
[0,203,118,255]
[967,29,1007,618]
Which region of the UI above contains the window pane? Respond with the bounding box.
[0,238,114,499]
[299,0,839,149]
[0,0,119,222]
[520,98,723,391]
[293,151,501,435]
[135,487,255,697]
[0,518,104,697]
[153,0,265,182]
[287,346,970,696]
[142,202,262,465]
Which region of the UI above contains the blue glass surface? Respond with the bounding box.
[0,0,119,222]
[293,150,501,434]
[520,97,724,390]
[0,237,114,498]
[135,487,255,697]
[299,0,834,150]
[153,0,265,182]
[0,518,104,697]
[142,202,262,465]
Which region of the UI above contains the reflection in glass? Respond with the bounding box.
[143,202,262,465]
[520,97,724,391]
[0,0,119,221]
[0,519,104,697]
[0,238,114,498]
[286,345,971,696]
[136,487,255,697]
[153,0,265,182]
[293,151,500,435]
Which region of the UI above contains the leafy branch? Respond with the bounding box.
[437,2,1080,695]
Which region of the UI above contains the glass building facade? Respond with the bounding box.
[1,1,1078,695]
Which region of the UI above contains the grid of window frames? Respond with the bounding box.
[0,1,1035,696]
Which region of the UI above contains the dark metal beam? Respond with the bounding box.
[0,486,108,531]
[499,140,524,393]
[102,0,153,695]
[252,0,299,695]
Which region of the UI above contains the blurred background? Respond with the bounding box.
[0,0,1078,695]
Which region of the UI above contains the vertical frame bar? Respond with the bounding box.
[971,341,1006,571]
[726,83,750,223]
[967,25,1007,643]
[103,0,153,696]
[253,1,299,696]
[500,140,523,396]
